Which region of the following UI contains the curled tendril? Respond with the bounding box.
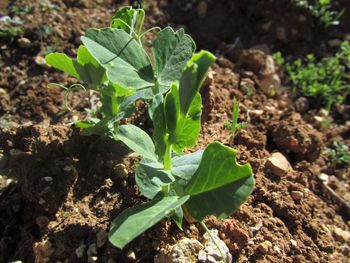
[138,26,161,43]
[47,83,86,111]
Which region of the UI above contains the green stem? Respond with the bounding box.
[200,221,228,263]
[163,136,172,170]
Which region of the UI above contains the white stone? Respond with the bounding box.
[333,227,350,242]
[290,239,298,248]
[266,152,292,176]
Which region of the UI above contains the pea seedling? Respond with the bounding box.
[225,98,247,142]
[109,51,255,255]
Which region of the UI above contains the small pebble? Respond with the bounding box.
[43,176,53,182]
[291,191,304,201]
[273,245,281,254]
[127,250,136,261]
[257,241,272,254]
[75,244,86,258]
[17,37,31,48]
[290,239,298,248]
[88,256,97,263]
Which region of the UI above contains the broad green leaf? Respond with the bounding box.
[179,51,216,114]
[152,27,195,94]
[115,124,156,161]
[171,150,203,180]
[185,176,254,221]
[150,94,167,159]
[189,51,216,93]
[77,45,100,67]
[185,142,253,195]
[45,53,80,79]
[169,91,202,152]
[109,195,190,249]
[81,28,154,90]
[183,142,254,221]
[178,63,197,115]
[45,46,106,88]
[136,160,174,199]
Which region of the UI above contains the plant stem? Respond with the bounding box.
[163,136,172,170]
[200,221,228,263]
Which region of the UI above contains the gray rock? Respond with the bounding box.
[199,229,232,263]
[154,238,204,263]
[96,230,107,248]
[75,244,86,258]
[295,97,309,113]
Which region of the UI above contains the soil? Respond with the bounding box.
[0,0,349,263]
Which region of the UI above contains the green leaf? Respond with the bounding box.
[136,160,174,199]
[185,176,254,221]
[109,195,190,249]
[79,114,124,137]
[111,6,145,35]
[178,63,198,114]
[164,84,180,135]
[171,206,184,229]
[152,27,195,94]
[150,94,167,159]
[184,142,254,221]
[189,51,216,93]
[115,124,157,161]
[169,90,202,152]
[171,150,203,180]
[45,46,106,88]
[179,51,216,114]
[45,53,80,79]
[118,92,143,117]
[81,28,154,90]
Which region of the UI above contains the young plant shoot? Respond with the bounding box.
[109,51,255,250]
[225,98,247,142]
[45,6,195,137]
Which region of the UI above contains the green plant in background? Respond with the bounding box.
[274,41,350,111]
[8,4,35,16]
[225,98,247,142]
[0,16,24,42]
[46,6,195,137]
[293,0,344,27]
[108,51,255,252]
[328,141,350,166]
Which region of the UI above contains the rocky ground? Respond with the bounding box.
[0,0,349,262]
